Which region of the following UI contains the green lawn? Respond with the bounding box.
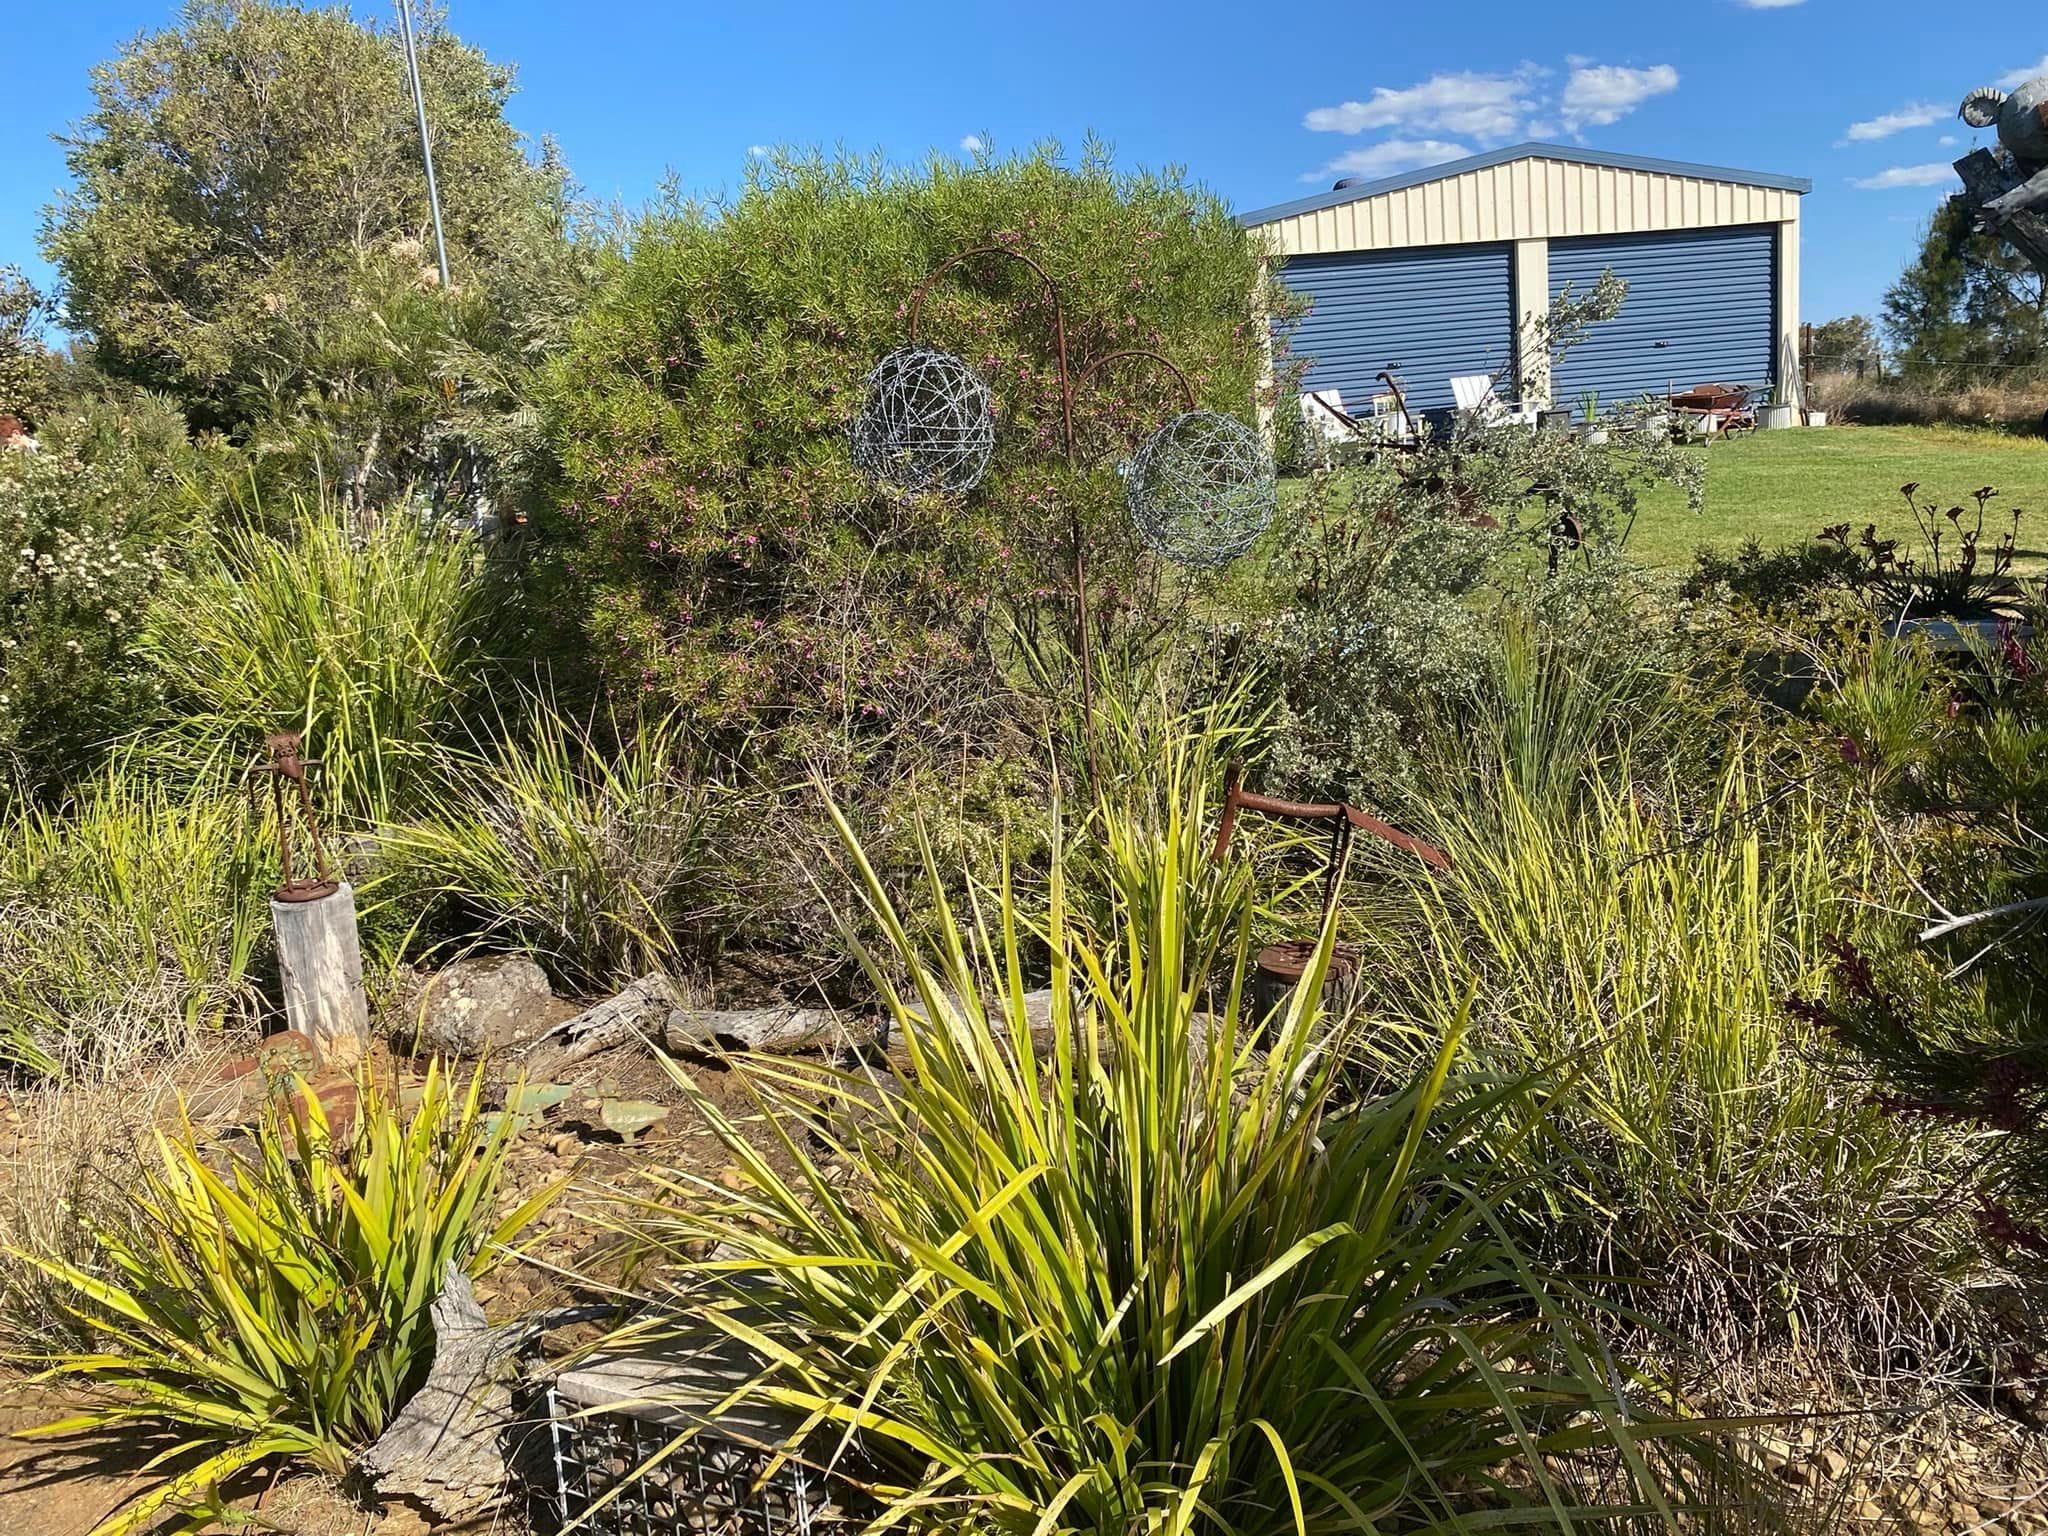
[1627,423,2048,573]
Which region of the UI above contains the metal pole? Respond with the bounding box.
[396,0,452,291]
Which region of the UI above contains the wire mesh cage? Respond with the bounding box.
[544,1338,864,1536]
[849,346,997,495]
[1125,409,1277,568]
[544,1391,852,1536]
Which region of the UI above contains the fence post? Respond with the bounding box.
[272,883,371,1066]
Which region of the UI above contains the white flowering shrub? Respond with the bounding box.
[0,394,200,785]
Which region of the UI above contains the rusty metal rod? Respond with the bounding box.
[1213,771,1449,872]
[908,243,1110,792]
[1376,370,1416,440]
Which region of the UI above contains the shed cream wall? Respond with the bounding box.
[1256,157,1801,258]
[1775,210,1802,405]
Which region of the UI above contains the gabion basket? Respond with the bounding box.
[545,1338,862,1536]
[1125,409,1276,568]
[849,346,996,495]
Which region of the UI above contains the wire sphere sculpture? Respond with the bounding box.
[849,347,997,495]
[1125,410,1276,567]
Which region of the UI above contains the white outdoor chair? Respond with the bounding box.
[1450,374,1540,428]
[1298,389,1357,447]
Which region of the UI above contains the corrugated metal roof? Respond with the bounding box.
[1239,143,1812,230]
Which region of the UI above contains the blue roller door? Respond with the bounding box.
[1278,243,1515,416]
[1548,225,1776,409]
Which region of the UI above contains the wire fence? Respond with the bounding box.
[1806,352,2048,387]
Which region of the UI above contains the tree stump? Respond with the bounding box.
[271,882,370,1067]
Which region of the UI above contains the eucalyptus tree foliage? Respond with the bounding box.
[0,266,54,425]
[43,1,597,515]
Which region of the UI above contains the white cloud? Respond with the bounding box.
[1731,0,1805,8]
[1301,139,1472,184]
[747,144,770,158]
[1560,63,1679,132]
[1304,67,1544,144]
[959,134,985,154]
[1998,54,2048,89]
[1304,58,1678,148]
[1849,163,1955,190]
[1938,134,1958,147]
[1842,102,1945,142]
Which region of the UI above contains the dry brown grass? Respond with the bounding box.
[1812,370,2048,436]
[0,1046,245,1351]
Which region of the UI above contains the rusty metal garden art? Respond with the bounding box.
[254,729,340,903]
[1212,767,1449,1023]
[847,346,997,495]
[1126,409,1276,568]
[851,244,1276,776]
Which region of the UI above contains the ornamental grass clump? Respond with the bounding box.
[137,508,492,822]
[379,697,745,990]
[0,758,267,1077]
[9,1060,564,1536]
[1372,616,1973,1360]
[607,750,1723,1535]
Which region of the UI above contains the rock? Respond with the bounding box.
[396,955,554,1057]
[219,1028,318,1083]
[312,1077,359,1140]
[1818,1447,1849,1480]
[266,1071,359,1140]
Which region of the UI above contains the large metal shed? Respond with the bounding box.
[1239,143,1811,418]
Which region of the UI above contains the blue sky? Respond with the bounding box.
[2,1,2042,334]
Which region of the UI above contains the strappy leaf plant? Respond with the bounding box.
[9,1060,564,1536]
[607,740,1722,1535]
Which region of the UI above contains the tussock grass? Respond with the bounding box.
[1367,617,1978,1368]
[137,510,491,822]
[377,699,744,991]
[1812,370,2048,436]
[0,1064,188,1352]
[0,760,266,1077]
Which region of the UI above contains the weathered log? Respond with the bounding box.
[553,977,1264,1077]
[553,973,682,1062]
[359,1265,534,1519]
[270,882,370,1067]
[555,975,876,1063]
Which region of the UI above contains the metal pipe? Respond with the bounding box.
[1212,773,1449,872]
[908,244,1102,789]
[396,0,451,292]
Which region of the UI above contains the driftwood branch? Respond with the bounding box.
[556,975,877,1063]
[553,978,1259,1078]
[359,1265,536,1519]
